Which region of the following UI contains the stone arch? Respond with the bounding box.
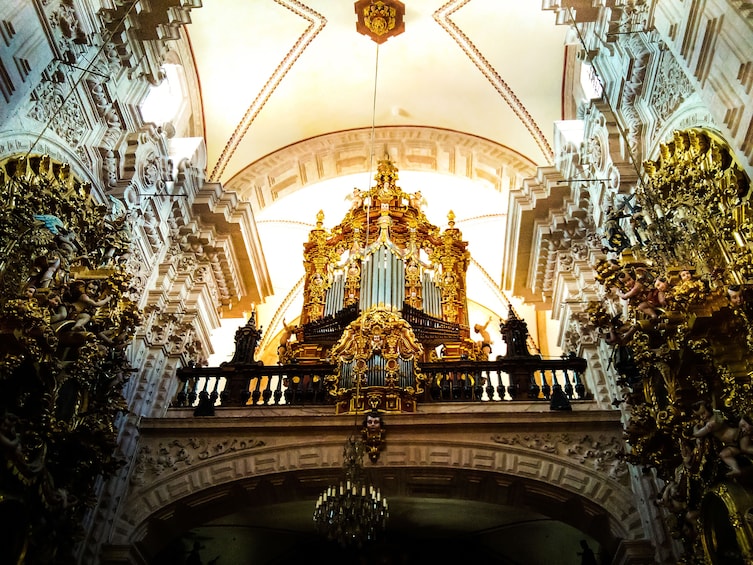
[646,95,719,162]
[116,433,641,559]
[224,126,539,214]
[127,466,629,561]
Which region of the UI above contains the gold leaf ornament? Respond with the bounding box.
[364,2,396,36]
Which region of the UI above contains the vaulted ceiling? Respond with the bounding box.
[187,0,571,183]
[180,1,577,362]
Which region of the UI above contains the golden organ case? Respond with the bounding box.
[284,157,474,413]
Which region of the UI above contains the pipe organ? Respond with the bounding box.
[293,157,473,412]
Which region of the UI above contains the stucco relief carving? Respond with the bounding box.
[121,244,149,300]
[492,432,629,484]
[582,134,604,176]
[161,223,234,307]
[98,1,200,86]
[193,264,211,284]
[88,79,123,150]
[119,128,172,193]
[140,152,169,190]
[167,322,195,355]
[650,51,694,142]
[115,437,643,548]
[557,252,574,273]
[46,0,88,63]
[618,35,652,158]
[541,214,596,295]
[28,80,87,160]
[140,210,162,251]
[564,315,600,349]
[130,437,267,486]
[579,106,610,181]
[145,311,178,346]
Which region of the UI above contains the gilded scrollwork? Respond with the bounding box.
[591,130,753,561]
[326,307,425,414]
[291,158,480,411]
[0,154,141,563]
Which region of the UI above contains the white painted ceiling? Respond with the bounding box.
[187,1,569,180]
[182,1,573,357]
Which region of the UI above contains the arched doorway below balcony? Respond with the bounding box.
[126,467,636,565]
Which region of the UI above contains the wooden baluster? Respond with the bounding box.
[312,375,323,404]
[302,374,314,403]
[187,377,198,406]
[273,375,284,405]
[429,371,442,401]
[193,378,215,416]
[262,374,273,404]
[283,376,294,405]
[209,377,220,406]
[473,370,484,400]
[441,371,452,400]
[573,370,586,399]
[251,376,262,405]
[291,376,302,404]
[175,378,189,406]
[539,369,550,400]
[563,369,574,399]
[549,370,572,411]
[451,372,463,400]
[239,377,251,406]
[485,370,496,401]
[506,373,516,400]
[499,371,510,401]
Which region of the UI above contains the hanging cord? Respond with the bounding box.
[566,10,677,262]
[363,42,380,254]
[355,42,381,427]
[566,8,645,186]
[366,43,380,195]
[24,0,141,161]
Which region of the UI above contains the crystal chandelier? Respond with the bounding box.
[313,436,388,547]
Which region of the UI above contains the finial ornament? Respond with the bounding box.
[354,0,405,44]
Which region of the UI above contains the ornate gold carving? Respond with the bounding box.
[299,156,469,331]
[327,307,425,414]
[365,3,394,36]
[293,157,475,410]
[360,410,385,462]
[593,130,753,561]
[701,483,753,563]
[638,129,750,277]
[354,0,405,44]
[0,154,140,563]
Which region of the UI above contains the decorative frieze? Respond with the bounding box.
[130,437,267,485]
[492,431,629,484]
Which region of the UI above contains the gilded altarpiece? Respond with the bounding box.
[589,129,753,563]
[0,155,140,564]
